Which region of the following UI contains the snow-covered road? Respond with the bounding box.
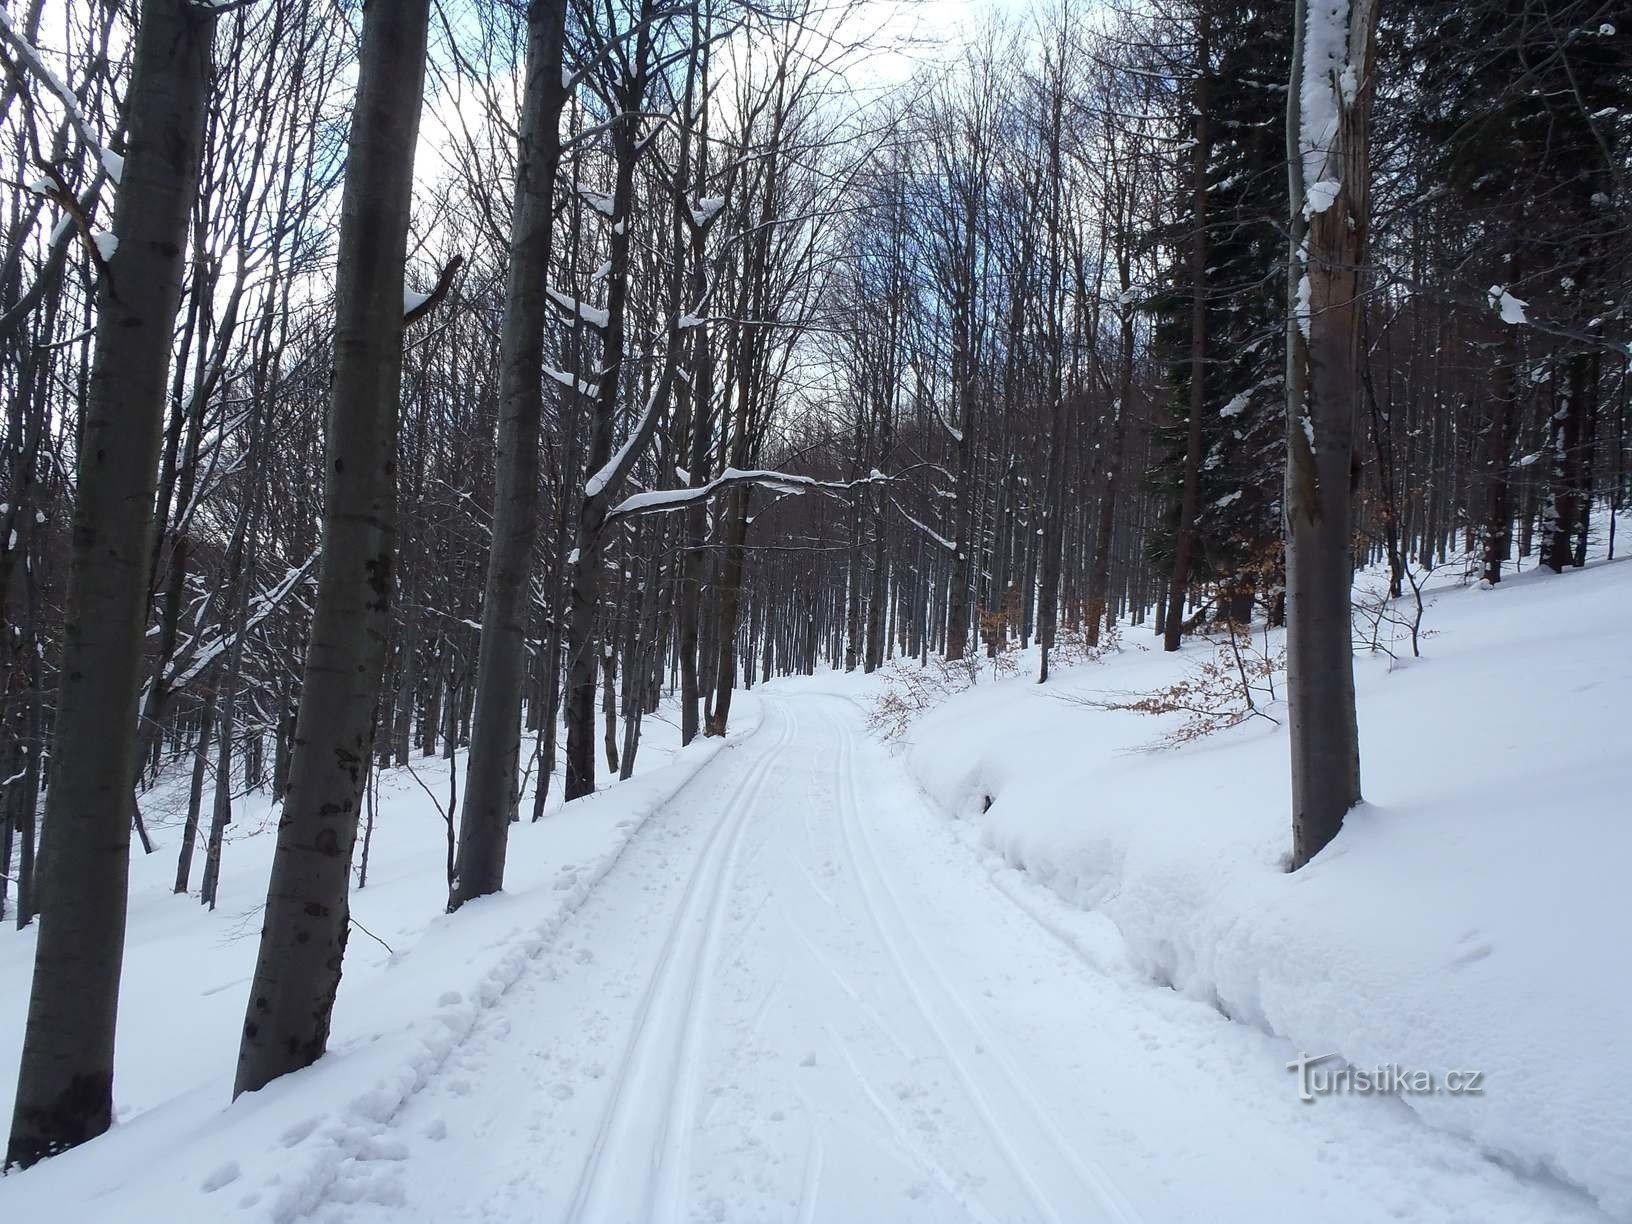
[328,692,1602,1224]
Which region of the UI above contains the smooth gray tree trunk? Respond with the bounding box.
[1284,0,1377,870]
[7,0,215,1168]
[234,0,431,1098]
[450,0,568,910]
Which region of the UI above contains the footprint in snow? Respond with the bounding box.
[1447,941,1494,968]
[200,1161,240,1193]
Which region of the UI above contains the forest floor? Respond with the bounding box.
[2,540,1629,1224]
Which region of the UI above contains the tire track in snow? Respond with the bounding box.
[563,701,798,1224]
[824,698,1144,1224]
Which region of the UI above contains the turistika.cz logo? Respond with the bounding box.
[1286,1052,1485,1102]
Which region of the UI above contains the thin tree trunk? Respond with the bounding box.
[1164,24,1210,654]
[173,688,217,895]
[450,0,568,909]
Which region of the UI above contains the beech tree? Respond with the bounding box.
[234,0,434,1098]
[7,0,217,1167]
[450,0,570,910]
[1283,0,1379,869]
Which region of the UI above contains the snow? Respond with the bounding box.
[0,697,758,1222]
[543,366,597,397]
[690,196,726,227]
[861,526,1632,1221]
[5,525,1628,1221]
[605,466,875,521]
[1488,285,1529,325]
[577,188,615,217]
[402,288,430,316]
[91,229,117,261]
[1303,177,1340,217]
[546,285,609,329]
[1298,0,1351,195]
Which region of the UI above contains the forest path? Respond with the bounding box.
[330,691,1597,1224]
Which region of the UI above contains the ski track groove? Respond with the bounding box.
[822,1018,1008,1224]
[824,698,1145,1224]
[270,728,753,1224]
[563,701,800,1224]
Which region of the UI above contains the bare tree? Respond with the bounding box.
[234,0,433,1098]
[1283,0,1379,870]
[7,0,217,1167]
[450,0,569,911]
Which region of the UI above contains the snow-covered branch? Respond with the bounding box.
[602,468,890,529]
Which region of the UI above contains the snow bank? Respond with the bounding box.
[0,695,759,1222]
[886,553,1630,1218]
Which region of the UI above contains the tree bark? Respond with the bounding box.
[7,0,215,1168]
[234,0,431,1098]
[450,0,568,910]
[1164,23,1210,654]
[1284,0,1376,871]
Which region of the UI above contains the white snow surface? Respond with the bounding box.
[814,536,1632,1221]
[3,537,1629,1222]
[1488,285,1529,325]
[0,700,757,1222]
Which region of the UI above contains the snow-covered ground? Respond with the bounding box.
[0,696,755,1220]
[787,540,1632,1222]
[1,540,1627,1223]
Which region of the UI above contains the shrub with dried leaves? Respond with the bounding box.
[1056,628,1284,750]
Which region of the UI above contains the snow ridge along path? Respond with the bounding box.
[304,690,1603,1224]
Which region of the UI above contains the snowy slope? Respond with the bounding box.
[0,696,759,1221]
[825,549,1632,1220]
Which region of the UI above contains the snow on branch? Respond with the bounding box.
[1487,285,1528,326]
[544,366,598,397]
[894,505,957,552]
[163,548,320,692]
[0,9,121,181]
[546,284,610,329]
[576,187,616,217]
[603,468,891,529]
[404,254,464,323]
[584,387,666,499]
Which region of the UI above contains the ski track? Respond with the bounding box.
[826,705,1141,1224]
[564,701,799,1224]
[304,691,1614,1224]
